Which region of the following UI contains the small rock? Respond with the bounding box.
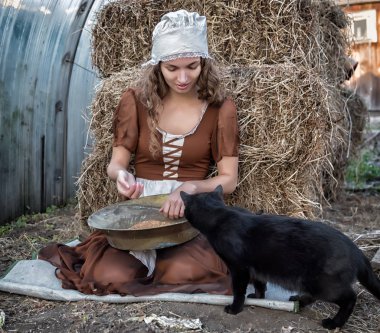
[144,314,202,330]
[281,326,294,333]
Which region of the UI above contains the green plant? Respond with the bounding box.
[45,205,58,214]
[14,215,28,228]
[345,150,380,188]
[0,225,12,237]
[0,205,60,237]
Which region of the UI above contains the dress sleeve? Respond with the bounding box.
[112,88,139,152]
[211,97,240,162]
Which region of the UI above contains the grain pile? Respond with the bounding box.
[77,0,365,221]
[128,220,172,230]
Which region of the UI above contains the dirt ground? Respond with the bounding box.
[0,191,379,333]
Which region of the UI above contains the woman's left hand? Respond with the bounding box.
[160,182,197,219]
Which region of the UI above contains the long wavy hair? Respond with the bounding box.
[136,58,226,159]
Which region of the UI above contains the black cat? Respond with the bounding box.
[180,185,380,329]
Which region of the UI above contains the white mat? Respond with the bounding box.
[0,247,297,312]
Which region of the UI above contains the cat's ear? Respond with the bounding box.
[180,191,190,203]
[214,185,224,198]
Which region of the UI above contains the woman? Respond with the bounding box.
[39,9,239,296]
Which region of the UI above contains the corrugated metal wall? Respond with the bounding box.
[66,0,106,197]
[0,0,105,224]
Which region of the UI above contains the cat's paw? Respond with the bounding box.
[247,292,264,299]
[321,318,339,330]
[224,305,242,315]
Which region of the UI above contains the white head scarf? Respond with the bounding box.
[142,9,210,67]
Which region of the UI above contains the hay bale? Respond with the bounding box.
[91,0,348,82]
[223,64,343,217]
[91,0,161,76]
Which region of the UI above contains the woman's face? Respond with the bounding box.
[160,57,202,95]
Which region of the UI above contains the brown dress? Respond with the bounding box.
[39,88,239,296]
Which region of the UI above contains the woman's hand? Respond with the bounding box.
[108,147,143,199]
[160,182,197,219]
[116,170,143,199]
[158,156,238,219]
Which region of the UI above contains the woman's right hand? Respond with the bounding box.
[116,170,144,199]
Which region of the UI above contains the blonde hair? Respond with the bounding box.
[136,58,226,158]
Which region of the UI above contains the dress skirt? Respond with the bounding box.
[38,179,231,296]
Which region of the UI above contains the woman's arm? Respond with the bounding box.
[107,146,143,199]
[184,156,238,194]
[160,156,238,219]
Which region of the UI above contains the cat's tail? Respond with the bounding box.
[357,255,380,300]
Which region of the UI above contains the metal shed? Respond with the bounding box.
[0,0,109,224]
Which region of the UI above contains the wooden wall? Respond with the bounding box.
[342,1,380,112]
